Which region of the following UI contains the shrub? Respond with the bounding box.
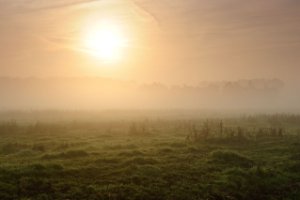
[42,150,88,160]
[0,182,17,200]
[208,150,254,168]
[1,143,29,155]
[123,157,159,166]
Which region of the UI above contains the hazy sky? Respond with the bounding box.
[0,0,300,84]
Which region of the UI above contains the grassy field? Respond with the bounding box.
[1,114,300,200]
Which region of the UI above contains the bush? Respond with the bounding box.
[123,157,159,166]
[208,150,254,168]
[0,182,17,200]
[42,150,88,160]
[1,143,29,155]
[18,177,53,197]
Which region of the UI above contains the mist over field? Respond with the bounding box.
[1,1,300,199]
[0,77,296,112]
[1,0,299,113]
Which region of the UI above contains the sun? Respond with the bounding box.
[83,21,127,62]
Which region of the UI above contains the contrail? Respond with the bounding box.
[19,0,101,13]
[16,0,160,28]
[129,0,161,27]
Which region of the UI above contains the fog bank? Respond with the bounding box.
[1,77,298,113]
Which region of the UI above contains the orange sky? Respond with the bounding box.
[0,0,300,84]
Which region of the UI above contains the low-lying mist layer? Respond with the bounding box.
[0,77,290,111]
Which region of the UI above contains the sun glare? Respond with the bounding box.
[83,21,127,62]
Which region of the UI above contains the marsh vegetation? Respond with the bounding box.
[0,113,300,199]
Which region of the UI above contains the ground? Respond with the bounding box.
[0,115,300,200]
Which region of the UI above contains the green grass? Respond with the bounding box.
[0,116,300,199]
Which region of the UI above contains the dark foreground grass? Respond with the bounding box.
[0,117,300,200]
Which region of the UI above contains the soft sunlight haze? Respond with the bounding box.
[82,19,128,63]
[0,0,300,110]
[1,2,300,200]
